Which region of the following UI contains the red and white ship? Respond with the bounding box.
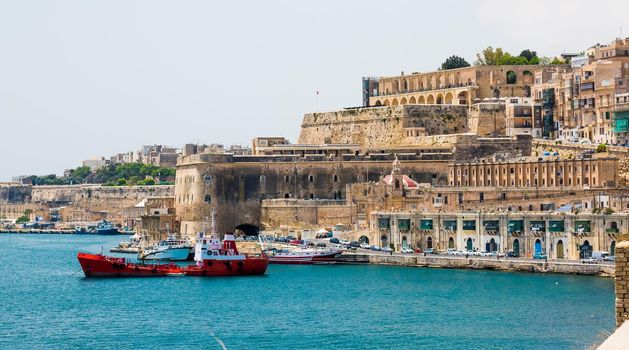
[266,247,343,265]
[77,233,268,277]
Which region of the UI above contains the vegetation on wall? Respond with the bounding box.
[27,163,175,186]
[473,47,568,66]
[439,55,471,70]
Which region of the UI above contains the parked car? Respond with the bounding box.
[382,247,393,253]
[489,251,505,258]
[480,251,491,257]
[446,248,457,256]
[339,239,350,246]
[401,248,415,254]
[349,241,360,248]
[329,237,340,244]
[359,243,371,249]
[582,257,598,264]
[603,256,616,262]
[370,245,382,251]
[533,252,548,260]
[424,248,435,254]
[505,250,519,258]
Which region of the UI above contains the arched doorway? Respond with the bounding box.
[466,238,473,251]
[534,239,542,255]
[513,239,520,257]
[380,235,388,248]
[556,240,564,259]
[448,237,455,249]
[359,235,369,244]
[486,238,497,252]
[611,241,616,256]
[402,236,408,249]
[426,236,433,249]
[235,223,260,236]
[580,240,592,258]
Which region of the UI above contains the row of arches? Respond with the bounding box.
[374,91,468,107]
[389,72,469,94]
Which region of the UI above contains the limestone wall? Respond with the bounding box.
[260,199,352,229]
[298,105,468,148]
[616,241,629,326]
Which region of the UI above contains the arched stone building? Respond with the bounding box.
[370,65,540,107]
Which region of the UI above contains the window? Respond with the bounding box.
[204,195,211,203]
[260,175,266,182]
[284,175,290,182]
[333,174,339,182]
[308,175,314,183]
[204,175,212,183]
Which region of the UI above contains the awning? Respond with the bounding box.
[508,220,523,233]
[398,219,411,230]
[575,220,591,232]
[463,220,476,230]
[443,220,457,231]
[419,219,433,230]
[483,220,499,231]
[549,220,565,232]
[530,221,546,231]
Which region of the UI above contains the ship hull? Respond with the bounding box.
[77,252,268,277]
[96,228,120,235]
[268,251,341,265]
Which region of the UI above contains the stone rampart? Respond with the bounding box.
[298,105,468,147]
[616,241,629,327]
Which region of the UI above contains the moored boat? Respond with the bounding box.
[266,247,343,265]
[138,235,192,261]
[96,221,120,235]
[77,233,269,277]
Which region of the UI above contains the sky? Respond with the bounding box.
[1,0,629,180]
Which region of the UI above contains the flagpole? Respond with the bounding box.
[316,91,319,112]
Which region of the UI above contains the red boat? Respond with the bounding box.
[77,234,268,277]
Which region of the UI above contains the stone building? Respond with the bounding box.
[369,210,625,260]
[367,65,547,107]
[448,153,618,188]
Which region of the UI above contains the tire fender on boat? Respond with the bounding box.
[224,261,232,270]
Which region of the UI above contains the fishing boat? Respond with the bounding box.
[75,221,119,235]
[138,235,192,261]
[96,221,120,235]
[76,233,269,277]
[266,247,343,264]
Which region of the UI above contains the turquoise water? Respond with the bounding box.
[0,234,615,350]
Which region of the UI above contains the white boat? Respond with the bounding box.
[138,235,192,261]
[266,247,343,264]
[110,233,141,253]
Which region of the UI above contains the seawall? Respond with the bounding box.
[338,253,615,277]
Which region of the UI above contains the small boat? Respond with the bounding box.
[96,221,120,235]
[74,224,96,234]
[138,235,192,261]
[76,233,269,277]
[266,247,343,265]
[110,233,141,254]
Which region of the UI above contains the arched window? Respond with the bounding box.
[308,175,314,183]
[333,174,339,182]
[506,71,517,85]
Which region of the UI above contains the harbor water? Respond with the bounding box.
[0,234,616,349]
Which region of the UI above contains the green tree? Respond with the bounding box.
[141,178,156,186]
[116,178,128,186]
[518,49,538,62]
[16,216,29,224]
[474,46,505,66]
[440,55,470,70]
[550,57,567,65]
[68,166,91,184]
[596,143,607,153]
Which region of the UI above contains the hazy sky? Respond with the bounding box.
[2,0,629,180]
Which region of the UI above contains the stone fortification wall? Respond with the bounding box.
[453,134,532,161]
[616,241,629,327]
[30,184,174,204]
[468,103,506,136]
[260,199,352,229]
[298,105,468,148]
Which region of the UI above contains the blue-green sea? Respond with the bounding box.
[0,234,616,349]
